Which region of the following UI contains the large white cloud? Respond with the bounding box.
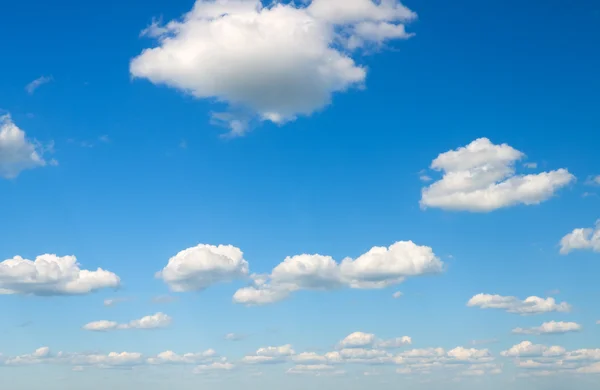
[559,220,600,254]
[82,313,172,331]
[0,114,54,179]
[420,138,575,212]
[0,254,120,296]
[157,244,249,292]
[512,321,582,335]
[130,0,416,135]
[233,241,442,305]
[467,294,571,315]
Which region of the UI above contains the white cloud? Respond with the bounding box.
[148,349,217,365]
[241,344,295,365]
[512,321,582,335]
[233,241,442,305]
[420,138,575,212]
[338,332,376,348]
[524,162,538,169]
[25,76,53,94]
[0,254,120,296]
[224,333,245,341]
[559,221,600,254]
[157,244,249,292]
[82,313,172,331]
[194,361,235,373]
[130,0,416,135]
[103,297,129,307]
[500,341,566,358]
[467,294,571,315]
[0,114,54,179]
[392,291,403,299]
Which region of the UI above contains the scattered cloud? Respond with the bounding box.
[512,321,582,335]
[420,138,575,212]
[103,298,129,307]
[559,220,600,254]
[157,244,249,292]
[0,254,120,296]
[25,76,53,94]
[585,175,600,186]
[241,344,296,365]
[224,333,245,341]
[194,361,235,373]
[523,162,538,169]
[130,0,416,136]
[467,294,571,315]
[0,114,55,179]
[392,291,403,299]
[147,349,217,365]
[233,241,442,305]
[82,313,171,331]
[337,332,411,349]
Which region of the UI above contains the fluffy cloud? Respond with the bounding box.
[194,361,235,373]
[467,294,571,315]
[0,254,120,296]
[559,221,600,254]
[241,344,296,365]
[420,138,575,212]
[0,114,54,179]
[130,0,416,135]
[157,244,249,292]
[82,313,172,331]
[337,332,411,349]
[512,321,582,335]
[233,241,442,305]
[501,341,566,358]
[392,291,403,299]
[148,349,216,365]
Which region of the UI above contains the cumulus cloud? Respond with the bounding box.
[233,241,442,305]
[420,138,575,212]
[0,114,54,179]
[194,361,235,373]
[148,349,217,365]
[0,254,120,296]
[501,341,566,358]
[82,313,172,331]
[241,344,296,365]
[467,294,571,315]
[559,221,600,254]
[512,321,582,335]
[130,0,416,135]
[337,332,411,349]
[157,244,249,292]
[25,76,53,94]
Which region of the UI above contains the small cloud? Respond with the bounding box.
[523,162,538,169]
[582,192,597,198]
[26,76,53,95]
[419,175,432,182]
[224,333,245,341]
[547,289,560,296]
[99,135,110,143]
[392,292,403,299]
[103,297,129,307]
[585,175,600,186]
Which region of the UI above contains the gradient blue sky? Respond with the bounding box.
[1,0,600,389]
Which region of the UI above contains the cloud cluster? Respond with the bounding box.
[337,332,411,349]
[130,0,416,135]
[82,313,172,331]
[467,294,571,315]
[0,254,120,296]
[233,241,443,305]
[420,138,575,212]
[0,114,54,179]
[512,321,582,335]
[156,244,249,292]
[560,220,600,254]
[501,341,600,375]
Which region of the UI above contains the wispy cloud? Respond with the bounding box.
[25,76,53,95]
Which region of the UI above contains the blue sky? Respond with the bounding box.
[1,0,600,389]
